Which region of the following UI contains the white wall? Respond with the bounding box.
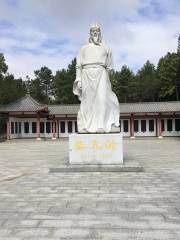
[120,119,130,137]
[9,117,57,139]
[134,119,156,137]
[9,117,180,139]
[59,120,77,138]
[162,118,180,137]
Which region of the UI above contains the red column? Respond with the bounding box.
[158,113,163,138]
[56,120,59,138]
[52,118,56,140]
[36,112,41,140]
[6,115,10,140]
[130,113,135,138]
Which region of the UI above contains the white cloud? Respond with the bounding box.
[0,0,179,78]
[5,51,73,79]
[113,16,179,70]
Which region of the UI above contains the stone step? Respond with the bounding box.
[49,160,144,173]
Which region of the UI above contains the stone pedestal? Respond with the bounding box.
[69,133,123,165]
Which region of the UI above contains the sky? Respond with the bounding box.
[0,0,179,79]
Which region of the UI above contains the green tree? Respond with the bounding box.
[53,58,79,104]
[0,54,26,104]
[0,72,26,136]
[0,53,8,81]
[135,61,159,102]
[157,53,180,101]
[111,66,135,103]
[32,66,53,103]
[30,77,46,103]
[119,65,134,102]
[0,74,26,104]
[176,49,180,101]
[0,53,8,105]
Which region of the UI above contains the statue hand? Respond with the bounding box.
[107,68,113,75]
[77,81,82,89]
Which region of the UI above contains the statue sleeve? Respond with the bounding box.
[106,48,114,71]
[73,49,82,100]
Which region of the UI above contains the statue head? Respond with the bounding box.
[89,23,102,45]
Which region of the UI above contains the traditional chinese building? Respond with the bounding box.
[0,94,180,140]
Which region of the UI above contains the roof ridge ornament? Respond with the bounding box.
[25,75,31,95]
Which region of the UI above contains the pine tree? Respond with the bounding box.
[157,53,179,101]
[136,61,159,102]
[53,58,79,104]
[31,66,53,103]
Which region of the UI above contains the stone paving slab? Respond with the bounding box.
[0,138,180,239]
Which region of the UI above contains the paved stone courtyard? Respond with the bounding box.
[0,137,180,239]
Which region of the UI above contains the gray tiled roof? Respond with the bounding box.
[0,95,47,112]
[49,105,79,115]
[120,101,180,113]
[0,94,180,114]
[49,101,180,115]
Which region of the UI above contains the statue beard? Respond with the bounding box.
[92,35,100,45]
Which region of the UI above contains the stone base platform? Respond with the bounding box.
[49,160,144,172]
[69,133,123,165]
[50,133,143,172]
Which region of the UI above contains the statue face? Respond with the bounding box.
[90,28,101,45]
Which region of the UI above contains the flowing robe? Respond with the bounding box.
[73,42,120,133]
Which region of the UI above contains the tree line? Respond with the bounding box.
[0,50,180,106]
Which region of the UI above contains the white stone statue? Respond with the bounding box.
[73,23,120,133]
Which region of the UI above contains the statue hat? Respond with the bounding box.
[90,23,100,31]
